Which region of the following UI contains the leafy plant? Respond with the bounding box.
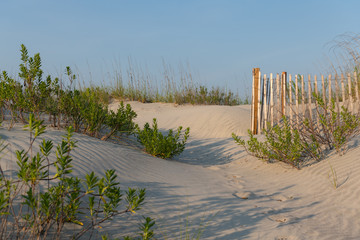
[233,116,319,169]
[234,90,360,168]
[102,102,138,141]
[302,93,360,155]
[137,118,190,159]
[18,44,44,117]
[0,114,154,239]
[81,88,108,137]
[232,130,269,160]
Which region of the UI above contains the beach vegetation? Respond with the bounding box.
[0,114,154,239]
[101,102,138,141]
[300,93,360,155]
[328,161,338,189]
[137,118,190,159]
[106,59,248,106]
[233,93,360,168]
[233,117,320,169]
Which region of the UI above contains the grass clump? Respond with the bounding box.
[137,118,190,159]
[108,59,248,106]
[0,114,154,239]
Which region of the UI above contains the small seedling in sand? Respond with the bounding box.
[328,161,338,189]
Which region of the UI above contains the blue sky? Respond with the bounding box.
[1,0,360,96]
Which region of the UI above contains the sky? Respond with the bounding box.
[1,0,360,97]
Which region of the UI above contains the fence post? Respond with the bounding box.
[276,73,281,123]
[335,75,341,120]
[301,75,305,118]
[263,74,268,129]
[270,73,274,127]
[314,75,319,129]
[347,73,353,112]
[295,74,299,127]
[328,74,332,107]
[354,72,359,111]
[341,73,345,104]
[289,74,293,124]
[335,74,339,103]
[307,74,312,121]
[251,68,260,134]
[258,70,262,133]
[281,72,287,117]
[321,75,326,104]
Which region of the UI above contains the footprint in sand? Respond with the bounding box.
[233,191,256,199]
[275,235,299,240]
[227,174,244,186]
[268,214,299,225]
[270,216,288,223]
[269,194,294,202]
[274,236,297,240]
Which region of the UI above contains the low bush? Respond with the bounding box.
[233,93,360,168]
[0,114,154,239]
[137,118,190,159]
[102,102,138,141]
[81,88,109,137]
[300,93,360,155]
[233,117,320,169]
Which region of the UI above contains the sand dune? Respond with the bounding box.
[1,101,360,239]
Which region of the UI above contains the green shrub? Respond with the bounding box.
[233,92,360,168]
[233,117,319,169]
[232,130,269,161]
[0,114,154,239]
[137,118,190,159]
[102,102,138,141]
[81,88,108,137]
[18,44,45,117]
[302,93,360,155]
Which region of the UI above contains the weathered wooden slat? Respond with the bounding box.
[347,73,353,112]
[301,75,305,118]
[307,74,312,121]
[289,74,293,125]
[295,74,299,127]
[251,68,260,134]
[314,75,319,128]
[328,74,332,107]
[257,70,261,133]
[270,73,274,127]
[263,74,268,129]
[355,72,360,111]
[341,73,346,104]
[276,73,280,123]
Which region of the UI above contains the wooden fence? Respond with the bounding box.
[251,68,360,134]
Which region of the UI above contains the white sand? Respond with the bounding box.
[1,101,360,239]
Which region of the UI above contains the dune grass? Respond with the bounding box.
[78,58,250,106]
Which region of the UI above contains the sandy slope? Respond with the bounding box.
[1,101,360,239]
